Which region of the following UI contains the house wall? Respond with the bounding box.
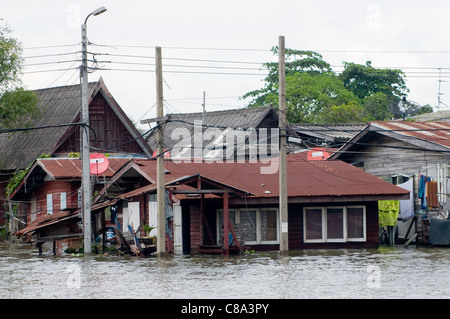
[183,199,379,253]
[53,93,144,155]
[288,201,379,250]
[26,180,76,224]
[346,135,449,178]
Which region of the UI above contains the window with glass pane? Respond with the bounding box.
[239,209,257,243]
[347,207,365,240]
[326,208,344,240]
[260,210,277,242]
[304,208,323,241]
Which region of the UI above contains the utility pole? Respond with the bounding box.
[278,35,289,254]
[80,6,107,255]
[155,46,166,257]
[202,91,206,122]
[80,19,92,255]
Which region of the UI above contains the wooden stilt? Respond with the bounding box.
[223,192,229,255]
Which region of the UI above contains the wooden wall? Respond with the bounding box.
[54,93,144,155]
[344,134,449,178]
[288,201,379,250]
[184,199,380,253]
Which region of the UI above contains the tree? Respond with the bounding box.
[261,72,359,123]
[0,21,39,129]
[242,48,333,107]
[243,47,360,123]
[339,61,409,101]
[318,101,368,123]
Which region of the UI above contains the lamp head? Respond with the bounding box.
[92,6,107,16]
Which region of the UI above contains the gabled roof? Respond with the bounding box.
[291,123,367,147]
[118,155,409,201]
[9,157,133,200]
[329,121,450,160]
[144,106,279,153]
[0,78,151,172]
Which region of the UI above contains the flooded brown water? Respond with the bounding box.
[1,242,449,299]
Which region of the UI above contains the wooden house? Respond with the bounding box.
[143,106,305,161]
[1,78,153,233]
[13,154,409,254]
[329,121,450,245]
[99,155,410,254]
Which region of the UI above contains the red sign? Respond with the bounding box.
[307,147,330,161]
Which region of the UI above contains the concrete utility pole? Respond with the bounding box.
[278,35,289,253]
[155,46,166,257]
[80,6,107,254]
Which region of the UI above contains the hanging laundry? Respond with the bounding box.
[378,200,400,227]
[419,175,430,210]
[398,179,414,219]
[426,180,439,208]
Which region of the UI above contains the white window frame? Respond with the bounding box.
[46,194,53,215]
[303,206,366,243]
[346,206,367,242]
[60,192,67,211]
[216,208,279,245]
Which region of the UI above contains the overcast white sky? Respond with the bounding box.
[3,0,450,129]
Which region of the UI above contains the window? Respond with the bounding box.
[347,207,366,241]
[46,194,53,215]
[60,192,67,211]
[303,206,366,243]
[217,208,279,245]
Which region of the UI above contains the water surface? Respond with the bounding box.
[1,242,449,299]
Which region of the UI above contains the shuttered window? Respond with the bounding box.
[303,206,366,243]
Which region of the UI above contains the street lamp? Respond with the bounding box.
[81,6,107,254]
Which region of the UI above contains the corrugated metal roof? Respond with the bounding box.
[25,154,409,201]
[147,106,278,151]
[130,155,409,199]
[292,123,367,141]
[371,121,450,148]
[37,157,132,179]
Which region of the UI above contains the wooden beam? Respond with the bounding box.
[223,192,229,255]
[172,189,232,194]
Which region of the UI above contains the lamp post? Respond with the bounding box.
[81,6,107,254]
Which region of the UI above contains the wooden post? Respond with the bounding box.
[223,192,229,255]
[278,35,289,253]
[155,46,166,257]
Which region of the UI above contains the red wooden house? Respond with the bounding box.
[13,153,410,254]
[1,77,152,233]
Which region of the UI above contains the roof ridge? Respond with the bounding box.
[167,105,273,118]
[32,80,99,93]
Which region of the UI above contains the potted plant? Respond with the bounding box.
[141,224,155,245]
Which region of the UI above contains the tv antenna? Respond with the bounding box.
[437,68,448,111]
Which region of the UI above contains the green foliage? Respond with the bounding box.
[339,61,408,101]
[242,48,432,123]
[0,22,22,92]
[242,48,333,107]
[0,20,40,129]
[318,101,368,123]
[6,162,33,198]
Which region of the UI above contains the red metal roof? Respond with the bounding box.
[37,157,131,179]
[371,121,450,148]
[32,155,409,200]
[131,155,409,199]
